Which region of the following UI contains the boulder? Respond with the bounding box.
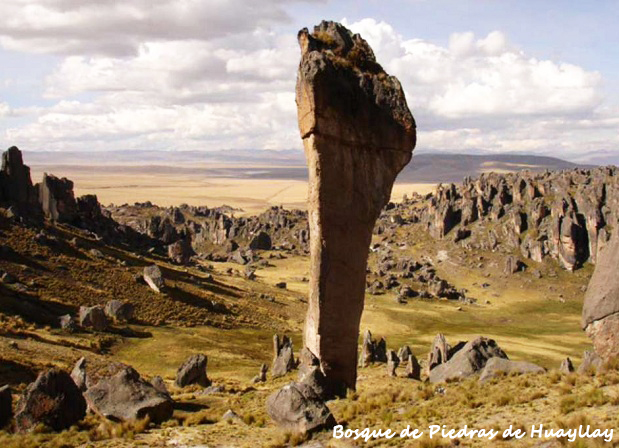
[79,305,108,331]
[143,265,165,293]
[386,350,399,377]
[296,21,415,394]
[168,236,193,265]
[175,354,211,388]
[252,364,268,384]
[429,337,508,383]
[479,357,545,382]
[272,335,295,378]
[15,368,86,432]
[104,300,135,322]
[71,357,89,391]
[0,385,12,428]
[59,314,76,332]
[559,358,574,374]
[84,366,173,423]
[266,382,336,434]
[428,333,450,371]
[405,354,421,380]
[359,330,375,367]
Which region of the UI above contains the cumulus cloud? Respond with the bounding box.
[0,0,322,56]
[1,8,616,158]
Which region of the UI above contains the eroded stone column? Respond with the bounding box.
[296,21,416,393]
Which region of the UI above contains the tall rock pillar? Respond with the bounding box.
[295,21,416,393]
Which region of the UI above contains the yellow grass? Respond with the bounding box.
[30,165,435,214]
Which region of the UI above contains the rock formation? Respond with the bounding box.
[429,337,508,383]
[296,21,416,394]
[84,366,173,423]
[0,146,38,215]
[15,368,86,432]
[581,231,619,360]
[266,382,336,434]
[37,173,77,223]
[175,354,211,388]
[272,335,295,378]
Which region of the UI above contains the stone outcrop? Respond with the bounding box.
[272,335,295,378]
[84,366,173,423]
[37,173,77,223]
[175,354,211,388]
[79,305,109,331]
[296,21,415,393]
[15,368,86,432]
[582,231,619,360]
[143,265,165,293]
[429,337,508,383]
[167,234,194,265]
[71,357,89,391]
[104,300,135,323]
[0,146,38,215]
[266,382,336,434]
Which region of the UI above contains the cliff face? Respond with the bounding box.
[295,21,416,393]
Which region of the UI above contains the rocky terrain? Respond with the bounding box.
[0,20,618,448]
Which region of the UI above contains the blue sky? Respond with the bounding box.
[0,0,618,162]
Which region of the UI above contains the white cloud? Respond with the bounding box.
[1,9,617,159]
[0,0,322,56]
[0,102,10,117]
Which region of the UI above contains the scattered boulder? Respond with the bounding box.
[252,364,268,384]
[104,300,135,322]
[428,333,450,371]
[168,236,193,265]
[143,265,165,293]
[479,357,545,382]
[84,366,173,423]
[405,354,421,380]
[429,337,508,383]
[275,281,287,289]
[272,335,295,378]
[559,358,575,374]
[386,350,400,377]
[0,385,12,428]
[70,357,89,391]
[266,382,336,434]
[79,306,109,331]
[59,314,76,332]
[15,369,86,432]
[175,354,211,388]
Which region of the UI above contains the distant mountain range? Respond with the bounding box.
[24,149,599,184]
